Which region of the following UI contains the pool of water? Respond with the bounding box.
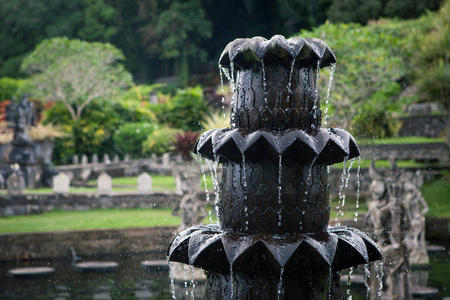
[1,252,448,299]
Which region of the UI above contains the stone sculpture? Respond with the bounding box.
[366,159,429,300]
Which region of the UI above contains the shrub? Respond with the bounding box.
[350,82,403,138]
[113,122,157,158]
[0,77,25,101]
[165,86,210,131]
[172,131,200,161]
[142,126,181,157]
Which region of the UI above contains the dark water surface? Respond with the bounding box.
[1,252,449,299]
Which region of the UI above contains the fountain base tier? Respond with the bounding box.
[168,225,382,276]
[204,266,341,300]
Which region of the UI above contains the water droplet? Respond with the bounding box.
[261,59,267,106]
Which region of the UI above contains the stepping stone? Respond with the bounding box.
[140,260,169,271]
[339,274,366,287]
[411,286,439,299]
[427,245,446,255]
[73,261,118,273]
[6,266,55,278]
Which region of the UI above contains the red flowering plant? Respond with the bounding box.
[172,130,200,161]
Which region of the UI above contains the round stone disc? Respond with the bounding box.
[6,266,55,278]
[73,261,118,273]
[140,260,169,271]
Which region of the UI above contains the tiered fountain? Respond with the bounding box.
[168,35,382,299]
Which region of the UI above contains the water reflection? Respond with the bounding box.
[1,251,448,299]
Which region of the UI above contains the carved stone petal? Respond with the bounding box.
[189,231,229,274]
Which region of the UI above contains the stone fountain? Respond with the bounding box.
[168,35,382,299]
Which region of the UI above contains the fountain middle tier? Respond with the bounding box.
[220,157,330,234]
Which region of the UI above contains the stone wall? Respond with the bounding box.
[398,114,447,138]
[1,218,447,261]
[359,143,449,164]
[0,191,213,217]
[0,226,177,261]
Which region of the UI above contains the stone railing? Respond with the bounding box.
[398,114,447,138]
[359,142,449,164]
[0,191,214,217]
[55,153,176,182]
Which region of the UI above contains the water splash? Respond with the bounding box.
[184,267,189,297]
[278,154,283,204]
[169,262,176,299]
[208,160,219,224]
[243,156,249,230]
[328,266,333,299]
[378,262,384,297]
[305,156,318,195]
[277,267,285,300]
[313,60,321,111]
[345,158,355,188]
[286,59,296,106]
[219,65,224,91]
[261,59,268,105]
[375,261,384,298]
[230,265,235,299]
[190,265,196,300]
[221,65,237,128]
[196,155,210,203]
[336,156,349,223]
[347,267,354,300]
[354,156,362,223]
[324,63,336,125]
[364,264,371,299]
[213,155,221,223]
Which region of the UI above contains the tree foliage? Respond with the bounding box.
[0,77,25,101]
[1,0,444,84]
[298,18,430,135]
[44,97,156,164]
[413,0,450,109]
[113,122,157,158]
[153,86,210,132]
[21,37,132,120]
[327,0,441,25]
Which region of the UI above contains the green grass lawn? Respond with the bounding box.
[357,136,446,145]
[331,158,432,169]
[0,208,182,233]
[0,172,447,234]
[422,172,450,218]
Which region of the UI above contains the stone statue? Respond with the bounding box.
[171,161,206,231]
[12,94,35,145]
[366,159,429,300]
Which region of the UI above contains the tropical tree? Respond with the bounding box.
[21,37,132,121]
[144,0,212,87]
[413,0,450,144]
[413,0,450,109]
[298,18,429,134]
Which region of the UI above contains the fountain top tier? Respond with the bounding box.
[219,35,336,70]
[219,35,336,133]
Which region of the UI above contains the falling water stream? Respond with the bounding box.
[277,267,285,300]
[324,63,336,125]
[169,262,176,299]
[286,59,296,105]
[364,264,371,299]
[346,267,354,300]
[261,59,268,105]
